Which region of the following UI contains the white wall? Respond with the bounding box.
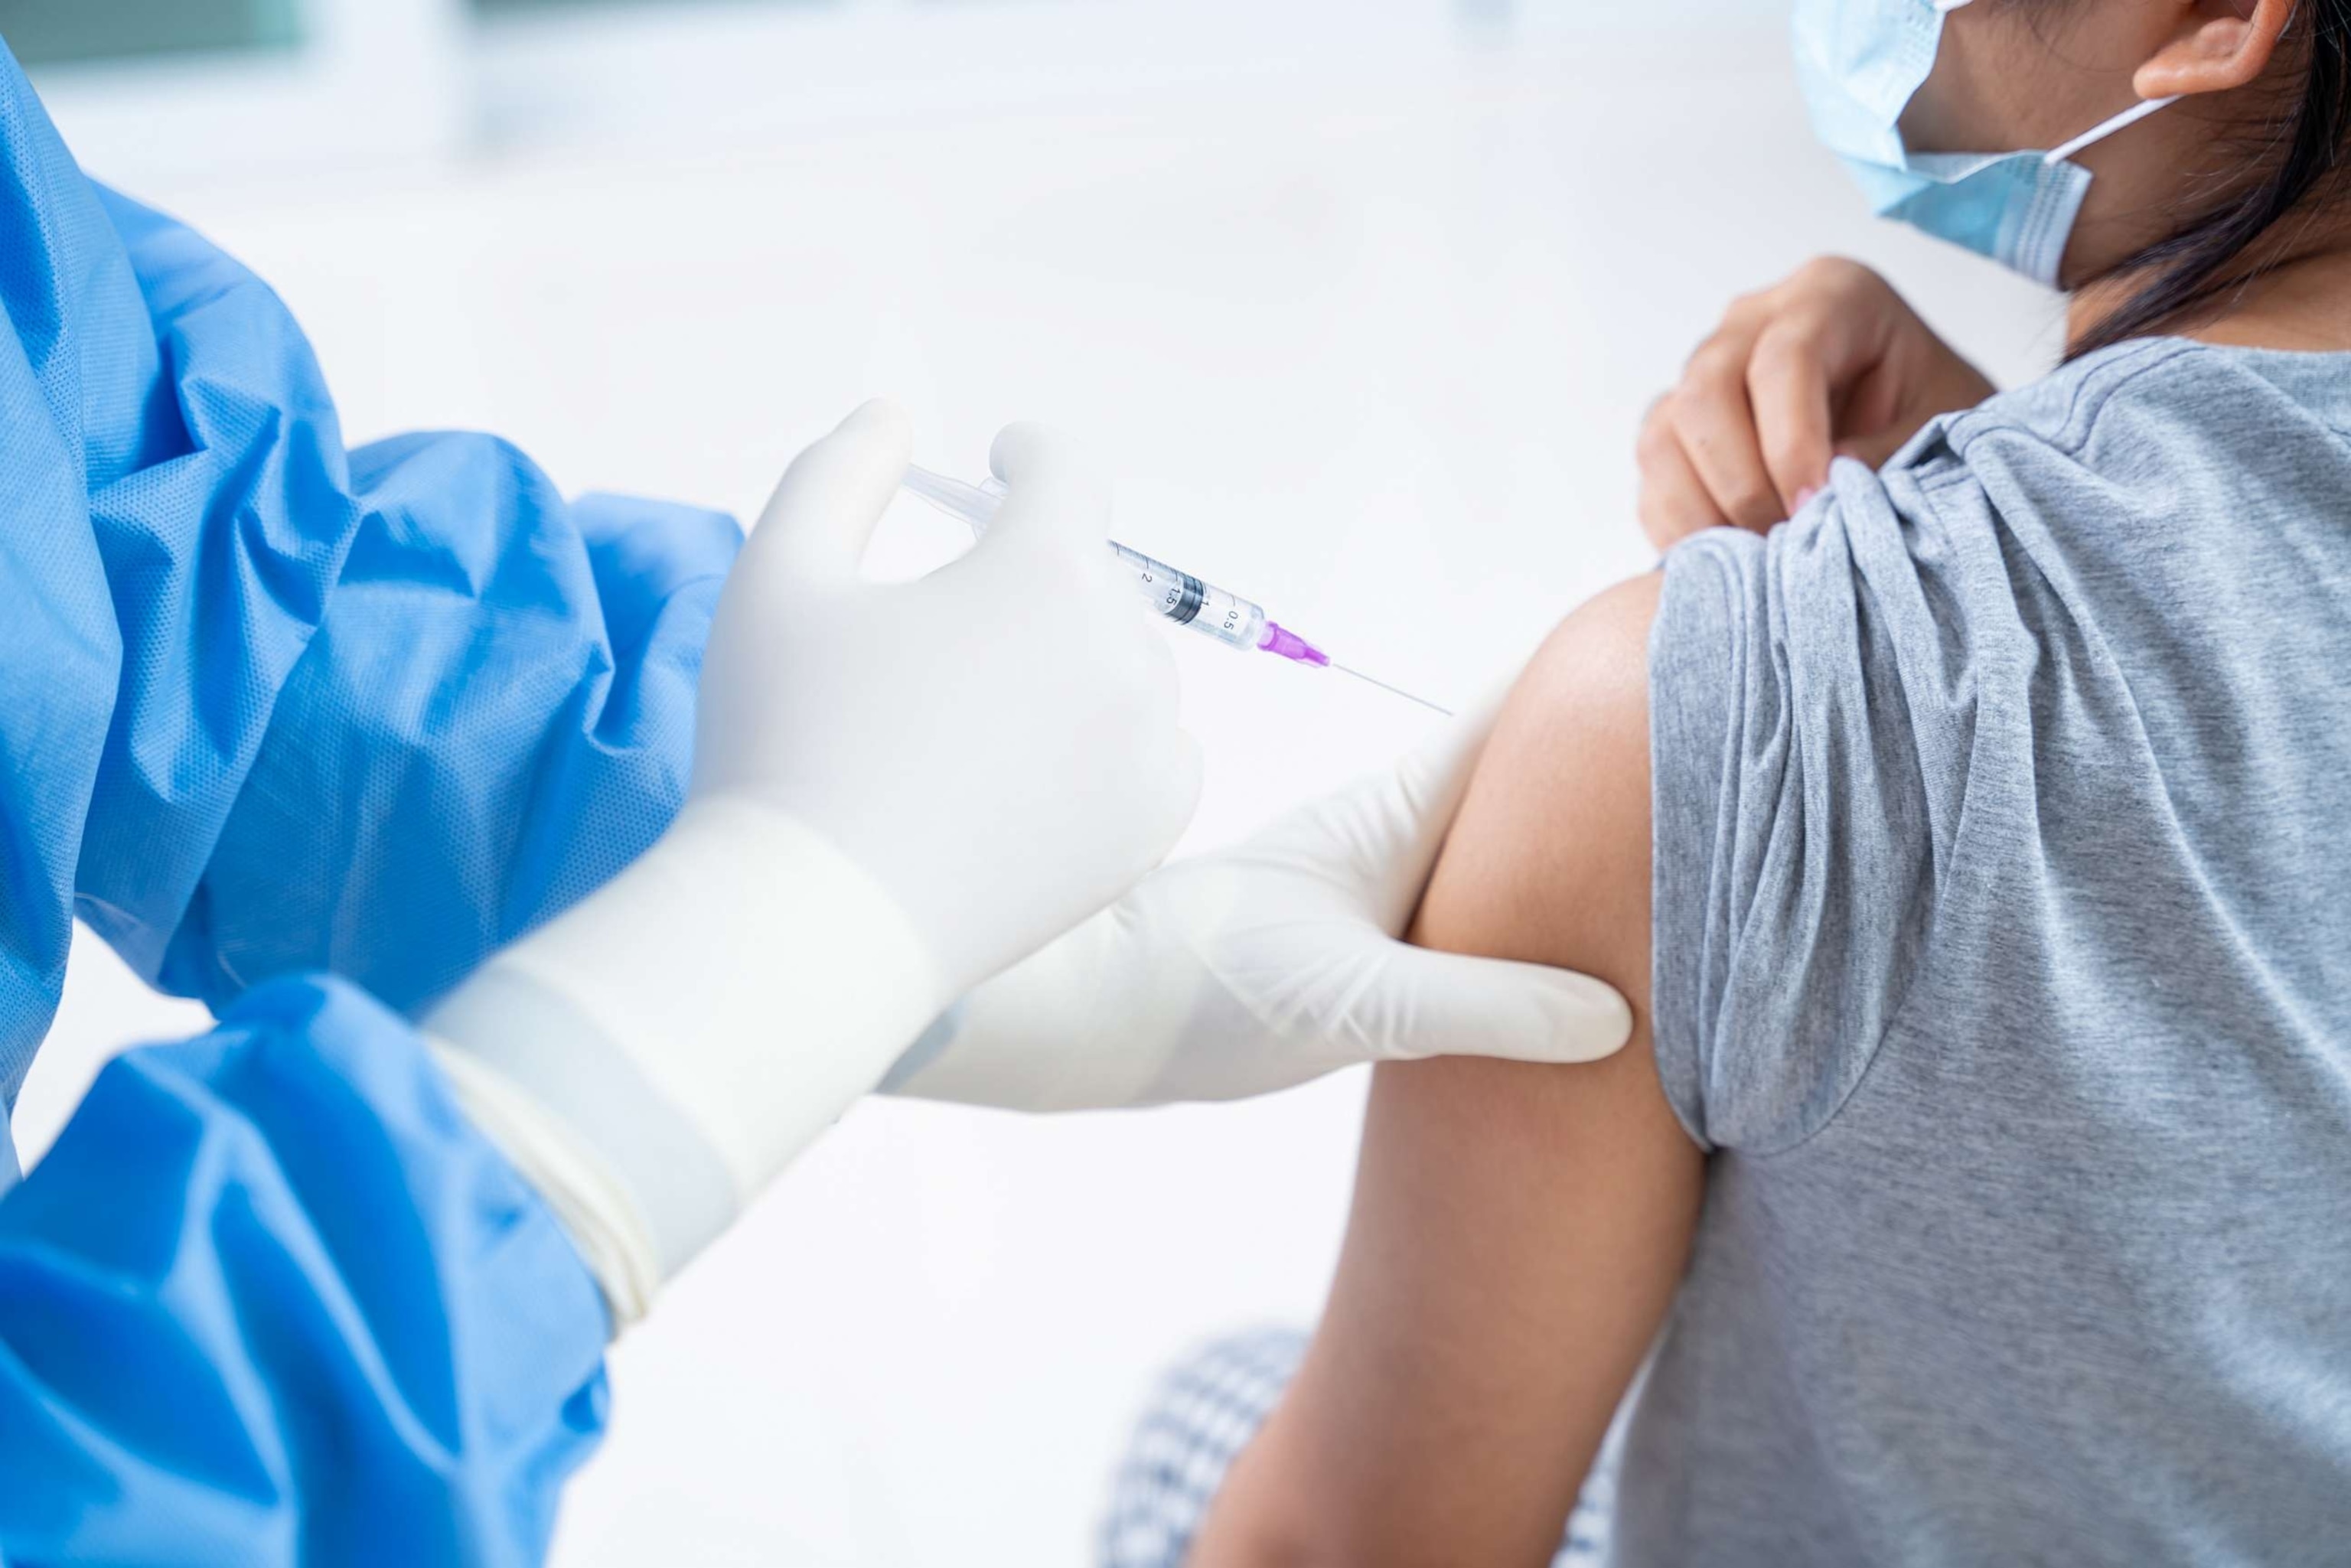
[18,5,2066,1563]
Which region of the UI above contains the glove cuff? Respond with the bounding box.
[428,799,943,1320]
[423,1034,670,1331]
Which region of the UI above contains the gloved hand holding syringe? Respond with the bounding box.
[904,466,1452,716]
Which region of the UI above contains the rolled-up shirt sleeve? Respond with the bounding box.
[1647,457,1986,1154]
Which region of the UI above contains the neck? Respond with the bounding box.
[2069,224,2351,354]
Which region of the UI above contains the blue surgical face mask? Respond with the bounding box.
[1792,0,2178,287]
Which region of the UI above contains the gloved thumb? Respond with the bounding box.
[985,422,1110,554]
[1372,944,1634,1066]
[752,398,915,583]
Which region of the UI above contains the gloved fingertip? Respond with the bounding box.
[1531,974,1638,1061]
[987,420,1065,484]
[751,398,918,579]
[836,396,913,449]
[1376,950,1635,1067]
[981,422,1110,549]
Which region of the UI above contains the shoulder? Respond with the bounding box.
[1513,574,1661,715]
[1931,337,2206,460]
[1923,338,2344,513]
[1426,575,1660,991]
[1494,572,1660,818]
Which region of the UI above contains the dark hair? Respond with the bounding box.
[2065,0,2351,357]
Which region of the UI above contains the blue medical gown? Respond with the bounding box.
[0,40,741,1562]
[0,978,610,1566]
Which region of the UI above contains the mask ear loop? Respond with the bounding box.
[1922,0,2177,165]
[2045,94,2183,165]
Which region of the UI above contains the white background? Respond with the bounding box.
[18,2,2066,1562]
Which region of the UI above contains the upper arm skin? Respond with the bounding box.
[1191,574,1705,1568]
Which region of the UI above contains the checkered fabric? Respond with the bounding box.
[1098,1328,1615,1566]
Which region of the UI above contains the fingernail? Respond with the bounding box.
[1792,484,1822,512]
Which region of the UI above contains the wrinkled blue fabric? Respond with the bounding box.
[0,37,741,1563]
[0,38,740,1129]
[0,975,612,1566]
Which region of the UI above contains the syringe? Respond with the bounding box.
[902,466,1450,716]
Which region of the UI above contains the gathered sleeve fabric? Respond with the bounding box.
[0,974,610,1567]
[1645,453,2026,1154]
[0,40,739,1120]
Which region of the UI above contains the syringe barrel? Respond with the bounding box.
[1110,542,1268,651]
[900,468,1274,653]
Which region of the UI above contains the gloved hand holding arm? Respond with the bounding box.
[427,400,1202,1320]
[884,686,1633,1113]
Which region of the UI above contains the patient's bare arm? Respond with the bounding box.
[1190,575,1705,1568]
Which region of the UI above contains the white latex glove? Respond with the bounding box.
[883,692,1632,1110]
[426,399,1201,1324]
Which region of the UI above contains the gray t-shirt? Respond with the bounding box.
[1630,338,2351,1566]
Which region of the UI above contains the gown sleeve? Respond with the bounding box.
[0,974,611,1568]
[0,39,740,1072]
[0,45,694,1557]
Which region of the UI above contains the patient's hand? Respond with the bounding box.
[1190,575,1705,1568]
[1636,258,1993,549]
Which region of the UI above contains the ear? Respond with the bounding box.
[2134,0,2296,99]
